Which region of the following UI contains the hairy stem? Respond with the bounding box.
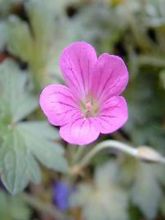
[75,140,165,170]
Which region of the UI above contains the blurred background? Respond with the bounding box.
[0,0,165,220]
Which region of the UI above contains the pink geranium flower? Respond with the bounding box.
[40,42,128,145]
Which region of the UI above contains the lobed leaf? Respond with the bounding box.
[0,60,68,194]
[0,60,37,122]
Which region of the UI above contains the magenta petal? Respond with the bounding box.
[60,41,97,98]
[96,96,128,134]
[60,118,100,145]
[92,53,128,102]
[39,84,81,126]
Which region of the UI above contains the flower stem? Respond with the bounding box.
[78,140,137,168]
[73,146,86,163]
[76,140,165,169]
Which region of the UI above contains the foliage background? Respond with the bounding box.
[0,0,165,220]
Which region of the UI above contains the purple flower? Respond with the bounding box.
[40,42,128,145]
[53,181,70,211]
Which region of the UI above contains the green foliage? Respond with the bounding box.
[131,163,162,219]
[125,72,165,150]
[0,60,37,123]
[17,121,68,173]
[0,191,31,220]
[6,16,33,62]
[70,161,129,220]
[0,60,68,194]
[4,0,75,91]
[0,22,7,50]
[120,157,164,219]
[70,158,165,220]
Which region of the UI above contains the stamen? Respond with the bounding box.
[80,96,100,117]
[86,101,92,112]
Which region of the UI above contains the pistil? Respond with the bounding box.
[80,97,100,117]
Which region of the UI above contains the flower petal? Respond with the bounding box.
[96,96,128,134]
[39,84,81,126]
[91,53,128,102]
[60,118,100,145]
[60,41,97,98]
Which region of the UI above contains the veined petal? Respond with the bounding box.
[39,84,81,126]
[60,41,97,98]
[91,53,128,102]
[60,118,100,145]
[96,96,128,134]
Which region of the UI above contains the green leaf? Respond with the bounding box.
[70,161,128,220]
[0,60,38,122]
[0,130,40,194]
[0,61,68,194]
[0,121,68,194]
[25,0,55,47]
[0,22,7,51]
[6,16,33,62]
[160,197,165,217]
[0,191,31,220]
[131,162,162,219]
[18,121,60,141]
[17,121,68,173]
